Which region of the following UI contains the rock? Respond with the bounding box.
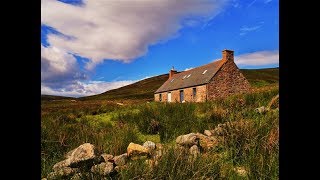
[53,143,97,170]
[189,145,200,160]
[255,106,268,114]
[204,130,213,137]
[114,165,128,172]
[113,153,128,166]
[195,133,219,151]
[47,167,79,180]
[176,133,199,147]
[91,162,114,176]
[127,142,149,157]
[70,173,83,180]
[101,153,114,162]
[116,102,124,106]
[234,166,248,177]
[154,143,164,159]
[189,145,200,157]
[143,141,156,151]
[52,159,70,172]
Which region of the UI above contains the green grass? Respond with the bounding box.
[41,84,278,179]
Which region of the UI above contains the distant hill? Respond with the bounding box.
[79,67,279,101]
[41,95,75,101]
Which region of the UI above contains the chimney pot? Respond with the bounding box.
[222,49,234,61]
[169,67,177,79]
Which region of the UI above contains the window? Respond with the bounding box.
[202,70,207,74]
[182,75,187,79]
[159,94,162,102]
[187,74,191,78]
[170,78,175,82]
[193,88,197,99]
[180,90,184,103]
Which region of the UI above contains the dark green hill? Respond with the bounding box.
[79,67,279,101]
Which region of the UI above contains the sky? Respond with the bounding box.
[41,0,279,97]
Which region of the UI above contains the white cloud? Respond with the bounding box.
[184,67,194,71]
[240,25,262,36]
[41,80,136,97]
[41,0,228,69]
[41,45,87,85]
[235,50,279,66]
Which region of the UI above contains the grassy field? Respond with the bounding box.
[41,68,279,179]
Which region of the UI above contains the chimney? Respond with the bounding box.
[169,66,177,79]
[222,49,234,61]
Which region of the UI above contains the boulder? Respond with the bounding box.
[176,133,199,147]
[47,167,79,180]
[127,142,149,157]
[195,133,219,151]
[154,143,164,160]
[204,130,213,137]
[91,162,114,176]
[101,153,114,162]
[113,153,128,166]
[143,141,156,151]
[189,145,200,160]
[70,173,83,180]
[53,143,97,170]
[114,165,127,172]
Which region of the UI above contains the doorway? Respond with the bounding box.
[168,92,172,102]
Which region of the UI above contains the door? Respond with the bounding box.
[168,92,171,102]
[180,90,184,103]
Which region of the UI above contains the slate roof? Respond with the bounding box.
[155,59,227,93]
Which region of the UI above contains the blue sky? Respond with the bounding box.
[41,0,278,97]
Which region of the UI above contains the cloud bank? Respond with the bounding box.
[235,50,279,67]
[42,0,228,69]
[41,0,229,97]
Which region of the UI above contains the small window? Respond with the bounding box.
[170,79,175,82]
[193,88,197,98]
[159,94,162,101]
[187,74,191,78]
[182,75,187,79]
[202,70,207,74]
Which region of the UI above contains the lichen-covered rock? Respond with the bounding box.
[101,153,114,162]
[53,143,97,171]
[195,133,219,151]
[127,142,149,157]
[154,143,164,160]
[189,145,200,160]
[176,133,199,147]
[70,173,83,180]
[204,130,213,137]
[114,165,128,172]
[113,153,128,166]
[91,162,114,176]
[143,141,156,151]
[47,167,79,180]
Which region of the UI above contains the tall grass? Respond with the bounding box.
[41,85,279,179]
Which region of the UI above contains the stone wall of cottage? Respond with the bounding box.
[154,84,207,103]
[207,60,250,100]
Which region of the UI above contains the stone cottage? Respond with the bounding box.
[154,49,250,102]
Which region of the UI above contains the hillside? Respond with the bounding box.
[80,67,279,101]
[41,95,75,101]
